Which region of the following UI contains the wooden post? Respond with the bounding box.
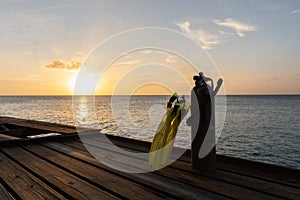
[191,72,216,170]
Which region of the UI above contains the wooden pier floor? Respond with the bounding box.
[0,117,299,199]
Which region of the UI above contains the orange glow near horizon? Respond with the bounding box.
[1,72,299,96]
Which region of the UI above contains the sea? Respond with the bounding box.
[0,95,299,169]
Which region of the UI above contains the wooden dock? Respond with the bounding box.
[0,117,299,199]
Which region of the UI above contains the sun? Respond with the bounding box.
[68,77,76,93]
[68,73,99,95]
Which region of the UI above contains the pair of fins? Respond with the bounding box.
[149,93,190,170]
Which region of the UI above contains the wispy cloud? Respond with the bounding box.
[175,21,224,49]
[45,52,83,70]
[290,9,300,14]
[212,18,257,37]
[219,30,235,36]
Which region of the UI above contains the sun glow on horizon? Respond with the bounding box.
[68,77,76,93]
[69,72,99,95]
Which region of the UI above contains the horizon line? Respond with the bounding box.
[0,94,300,97]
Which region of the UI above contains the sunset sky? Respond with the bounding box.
[0,0,299,95]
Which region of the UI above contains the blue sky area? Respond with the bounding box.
[0,0,299,95]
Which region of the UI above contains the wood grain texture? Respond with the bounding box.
[61,139,287,200]
[0,182,14,200]
[0,152,66,200]
[43,141,229,200]
[1,146,118,200]
[22,143,169,200]
[0,117,299,200]
[68,137,300,199]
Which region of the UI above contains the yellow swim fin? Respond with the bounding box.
[149,94,190,170]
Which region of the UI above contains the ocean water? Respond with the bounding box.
[0,95,299,169]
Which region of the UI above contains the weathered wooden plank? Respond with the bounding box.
[44,141,230,200]
[96,136,300,187]
[216,155,300,187]
[0,117,78,134]
[160,163,300,200]
[64,138,300,200]
[75,134,190,162]
[22,143,171,200]
[50,140,290,200]
[0,146,119,200]
[108,137,300,198]
[1,117,299,199]
[0,182,14,200]
[71,139,290,199]
[70,138,151,170]
[0,151,66,200]
[0,133,20,140]
[0,128,35,138]
[79,134,300,188]
[170,161,300,200]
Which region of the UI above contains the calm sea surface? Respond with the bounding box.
[0,95,299,169]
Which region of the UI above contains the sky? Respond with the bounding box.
[0,0,299,95]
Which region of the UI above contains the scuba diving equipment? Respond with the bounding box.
[191,72,223,170]
[149,93,190,170]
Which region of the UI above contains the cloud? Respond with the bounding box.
[175,21,224,49]
[212,18,257,37]
[45,52,83,70]
[290,9,300,14]
[219,30,234,36]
